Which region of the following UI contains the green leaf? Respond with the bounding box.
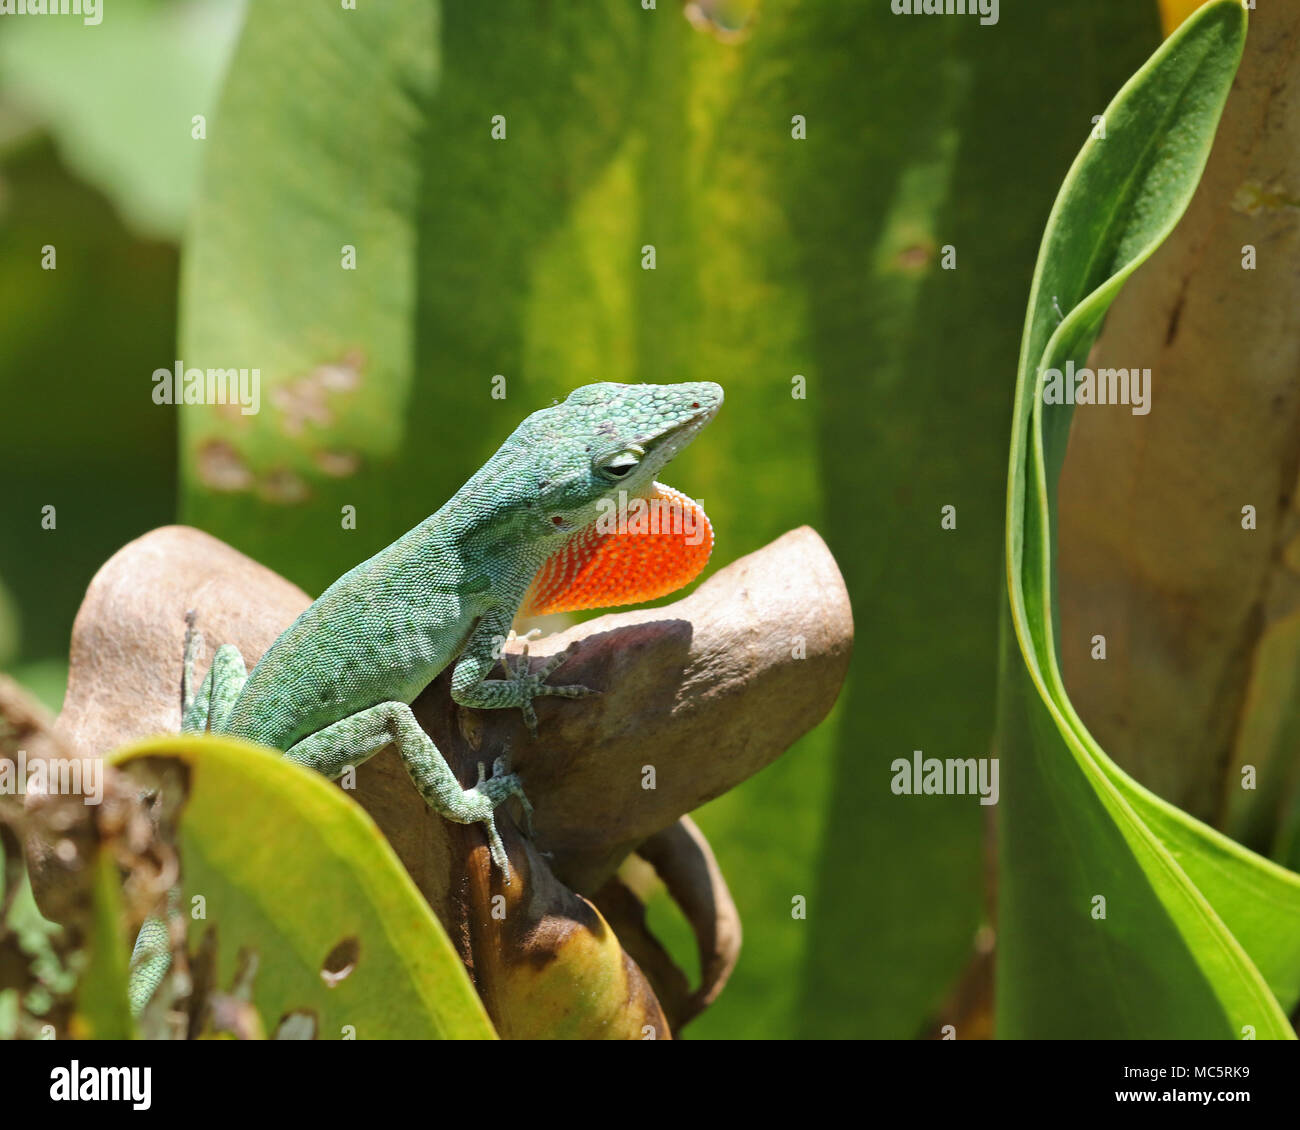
[998,0,1300,1038]
[110,734,496,1039]
[771,0,1160,1039]
[0,135,177,673]
[0,0,245,239]
[72,852,136,1040]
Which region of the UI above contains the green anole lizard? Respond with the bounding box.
[129,380,722,1013]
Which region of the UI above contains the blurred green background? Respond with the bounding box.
[0,0,1171,1038]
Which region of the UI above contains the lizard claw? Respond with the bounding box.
[477,753,534,869]
[503,775,535,839]
[481,816,512,884]
[533,643,576,680]
[519,697,541,738]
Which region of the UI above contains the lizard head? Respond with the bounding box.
[513,381,723,615]
[520,380,722,531]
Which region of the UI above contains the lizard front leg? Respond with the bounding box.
[450,613,598,736]
[281,701,530,879]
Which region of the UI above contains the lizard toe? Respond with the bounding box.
[542,683,599,699]
[520,698,540,737]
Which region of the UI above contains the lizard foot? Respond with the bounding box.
[470,756,535,881]
[506,641,600,737]
[477,755,534,836]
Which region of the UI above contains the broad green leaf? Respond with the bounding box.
[0,0,245,239]
[768,0,1160,1039]
[0,135,177,675]
[111,734,496,1039]
[999,0,1300,1037]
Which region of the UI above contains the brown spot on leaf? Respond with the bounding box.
[683,0,754,42]
[271,349,365,437]
[894,243,934,271]
[314,449,362,478]
[258,469,311,505]
[196,441,255,492]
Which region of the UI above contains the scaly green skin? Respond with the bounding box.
[128,381,723,1015]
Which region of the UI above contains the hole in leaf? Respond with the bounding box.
[320,936,360,987]
[274,1009,319,1040]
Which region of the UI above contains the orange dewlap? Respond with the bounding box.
[519,483,713,616]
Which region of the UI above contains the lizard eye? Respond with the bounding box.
[597,447,643,481]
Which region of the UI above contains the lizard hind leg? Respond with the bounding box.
[181,640,248,734]
[281,701,529,881]
[490,743,534,837]
[207,645,248,731]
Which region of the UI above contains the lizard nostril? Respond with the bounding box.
[551,516,564,526]
[691,402,700,409]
